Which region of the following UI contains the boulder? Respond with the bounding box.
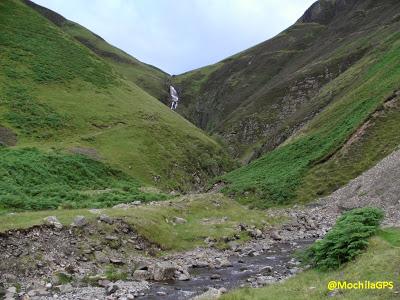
[98,279,111,287]
[248,228,263,239]
[58,283,73,294]
[43,216,63,229]
[72,216,87,227]
[227,241,240,251]
[151,262,178,281]
[99,214,113,224]
[132,270,152,281]
[214,257,232,268]
[270,230,282,241]
[177,272,190,281]
[106,283,119,295]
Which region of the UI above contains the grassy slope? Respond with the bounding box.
[60,20,169,101]
[23,0,169,101]
[222,228,400,300]
[0,194,280,251]
[0,0,233,197]
[296,94,400,202]
[222,32,400,207]
[0,148,167,211]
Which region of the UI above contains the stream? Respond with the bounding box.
[142,239,314,299]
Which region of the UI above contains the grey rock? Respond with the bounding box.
[151,262,177,281]
[6,287,16,294]
[110,258,125,265]
[248,228,263,239]
[58,283,73,293]
[72,216,87,227]
[172,217,187,224]
[261,266,273,274]
[98,279,111,287]
[176,270,190,281]
[106,284,119,295]
[270,231,282,241]
[132,270,152,281]
[94,251,110,264]
[43,216,63,229]
[192,287,225,299]
[256,275,276,286]
[214,257,232,268]
[135,262,149,271]
[99,214,113,224]
[227,241,240,251]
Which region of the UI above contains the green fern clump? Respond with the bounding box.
[0,148,167,211]
[303,207,384,271]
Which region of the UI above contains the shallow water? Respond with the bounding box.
[141,239,314,299]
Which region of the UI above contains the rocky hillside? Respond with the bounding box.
[172,0,400,207]
[0,0,234,198]
[174,0,400,162]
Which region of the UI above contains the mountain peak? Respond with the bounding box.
[297,0,357,25]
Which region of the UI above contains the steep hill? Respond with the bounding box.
[222,34,400,207]
[174,0,400,162]
[0,0,234,199]
[171,0,400,207]
[23,0,169,101]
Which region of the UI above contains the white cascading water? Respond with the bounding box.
[170,85,179,110]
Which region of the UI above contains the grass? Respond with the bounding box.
[222,33,400,207]
[60,19,169,100]
[222,228,400,300]
[0,0,115,87]
[0,193,280,251]
[296,97,400,202]
[0,0,234,191]
[0,147,167,211]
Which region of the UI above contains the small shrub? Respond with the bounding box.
[105,265,128,281]
[302,207,384,271]
[57,272,73,284]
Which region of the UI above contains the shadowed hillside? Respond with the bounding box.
[173,0,400,207]
[174,0,400,162]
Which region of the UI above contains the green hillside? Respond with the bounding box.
[222,32,400,207]
[0,0,234,204]
[23,0,170,101]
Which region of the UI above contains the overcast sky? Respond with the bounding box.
[33,0,316,75]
